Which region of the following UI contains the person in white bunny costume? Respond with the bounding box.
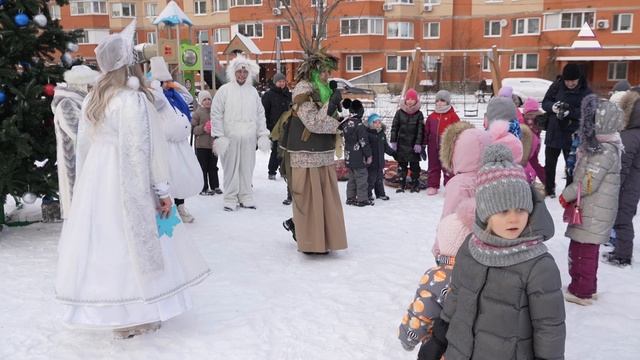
[210,55,270,211]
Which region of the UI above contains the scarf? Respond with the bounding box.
[469,222,548,267]
[399,100,421,115]
[596,133,624,155]
[508,119,522,139]
[164,88,192,122]
[435,104,452,114]
[310,70,331,104]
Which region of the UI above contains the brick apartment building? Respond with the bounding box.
[53,0,640,94]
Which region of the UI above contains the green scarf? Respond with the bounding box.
[311,70,332,104]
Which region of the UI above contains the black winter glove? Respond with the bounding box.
[417,318,448,360]
[327,88,343,116]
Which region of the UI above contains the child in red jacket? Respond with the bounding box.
[423,90,460,195]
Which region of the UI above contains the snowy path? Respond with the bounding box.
[1,151,639,359]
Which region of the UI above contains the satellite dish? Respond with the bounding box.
[500,19,508,27]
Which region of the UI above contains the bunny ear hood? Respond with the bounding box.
[226,55,260,85]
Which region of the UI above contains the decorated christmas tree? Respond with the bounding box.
[0,0,81,224]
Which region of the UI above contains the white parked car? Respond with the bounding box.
[502,77,553,104]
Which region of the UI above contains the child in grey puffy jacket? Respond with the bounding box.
[559,95,624,305]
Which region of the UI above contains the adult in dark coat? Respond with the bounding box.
[608,90,640,266]
[261,72,292,179]
[541,63,592,197]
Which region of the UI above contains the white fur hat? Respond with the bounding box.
[63,65,100,85]
[226,54,260,84]
[149,56,172,81]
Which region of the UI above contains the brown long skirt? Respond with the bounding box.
[290,165,348,253]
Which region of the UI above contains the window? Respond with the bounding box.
[198,30,209,43]
[230,0,261,6]
[238,23,263,38]
[608,62,628,81]
[144,2,157,16]
[388,0,413,4]
[147,32,157,44]
[194,0,207,14]
[423,22,439,39]
[544,11,595,30]
[213,0,229,11]
[340,18,384,36]
[613,14,633,33]
[387,55,410,72]
[346,55,362,72]
[49,5,62,19]
[277,25,291,41]
[275,0,290,7]
[76,29,110,44]
[311,0,326,7]
[423,55,438,72]
[509,53,538,71]
[484,20,501,37]
[482,55,491,72]
[425,0,440,3]
[312,23,327,39]
[214,28,230,43]
[512,18,540,35]
[111,3,136,17]
[70,1,107,15]
[387,22,414,39]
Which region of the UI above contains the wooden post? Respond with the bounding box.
[489,45,502,96]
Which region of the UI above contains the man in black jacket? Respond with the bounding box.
[262,73,292,181]
[541,63,592,197]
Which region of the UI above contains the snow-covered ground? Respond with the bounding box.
[2,124,640,360]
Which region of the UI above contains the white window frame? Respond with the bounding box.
[277,24,291,41]
[144,2,157,16]
[312,23,327,39]
[230,0,261,7]
[111,3,136,18]
[511,17,540,35]
[613,13,633,33]
[484,20,501,37]
[482,55,491,72]
[76,29,110,44]
[213,0,229,12]
[386,55,410,72]
[214,28,230,43]
[197,30,209,43]
[49,5,62,19]
[544,11,595,31]
[76,30,90,44]
[194,0,207,14]
[70,0,107,15]
[387,22,414,39]
[238,23,263,38]
[423,22,440,39]
[346,55,363,72]
[311,0,326,7]
[422,55,438,72]
[388,0,413,4]
[425,0,440,3]
[147,32,157,44]
[608,62,628,81]
[509,53,538,71]
[275,0,290,7]
[340,17,384,36]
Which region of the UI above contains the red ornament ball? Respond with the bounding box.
[43,83,56,97]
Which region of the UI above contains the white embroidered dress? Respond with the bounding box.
[55,89,210,329]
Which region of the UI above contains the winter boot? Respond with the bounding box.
[601,252,631,267]
[396,181,406,193]
[377,195,390,200]
[283,218,296,242]
[346,198,356,205]
[564,290,593,306]
[410,180,421,193]
[426,187,438,196]
[113,321,162,339]
[177,204,195,223]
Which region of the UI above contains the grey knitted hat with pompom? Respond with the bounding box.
[475,144,533,223]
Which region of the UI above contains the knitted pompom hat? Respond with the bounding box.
[475,144,533,223]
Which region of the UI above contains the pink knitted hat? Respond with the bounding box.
[522,98,543,115]
[488,120,523,163]
[405,88,418,102]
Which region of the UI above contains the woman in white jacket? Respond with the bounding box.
[211,55,270,211]
[55,20,210,338]
[149,56,202,222]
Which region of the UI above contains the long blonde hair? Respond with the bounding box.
[84,65,153,124]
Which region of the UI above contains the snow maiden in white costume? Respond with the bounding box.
[149,56,202,223]
[55,20,210,339]
[211,55,270,210]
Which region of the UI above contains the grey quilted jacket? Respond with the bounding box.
[441,237,565,360]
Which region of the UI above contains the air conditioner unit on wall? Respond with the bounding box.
[383,3,393,11]
[596,19,609,29]
[424,4,432,12]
